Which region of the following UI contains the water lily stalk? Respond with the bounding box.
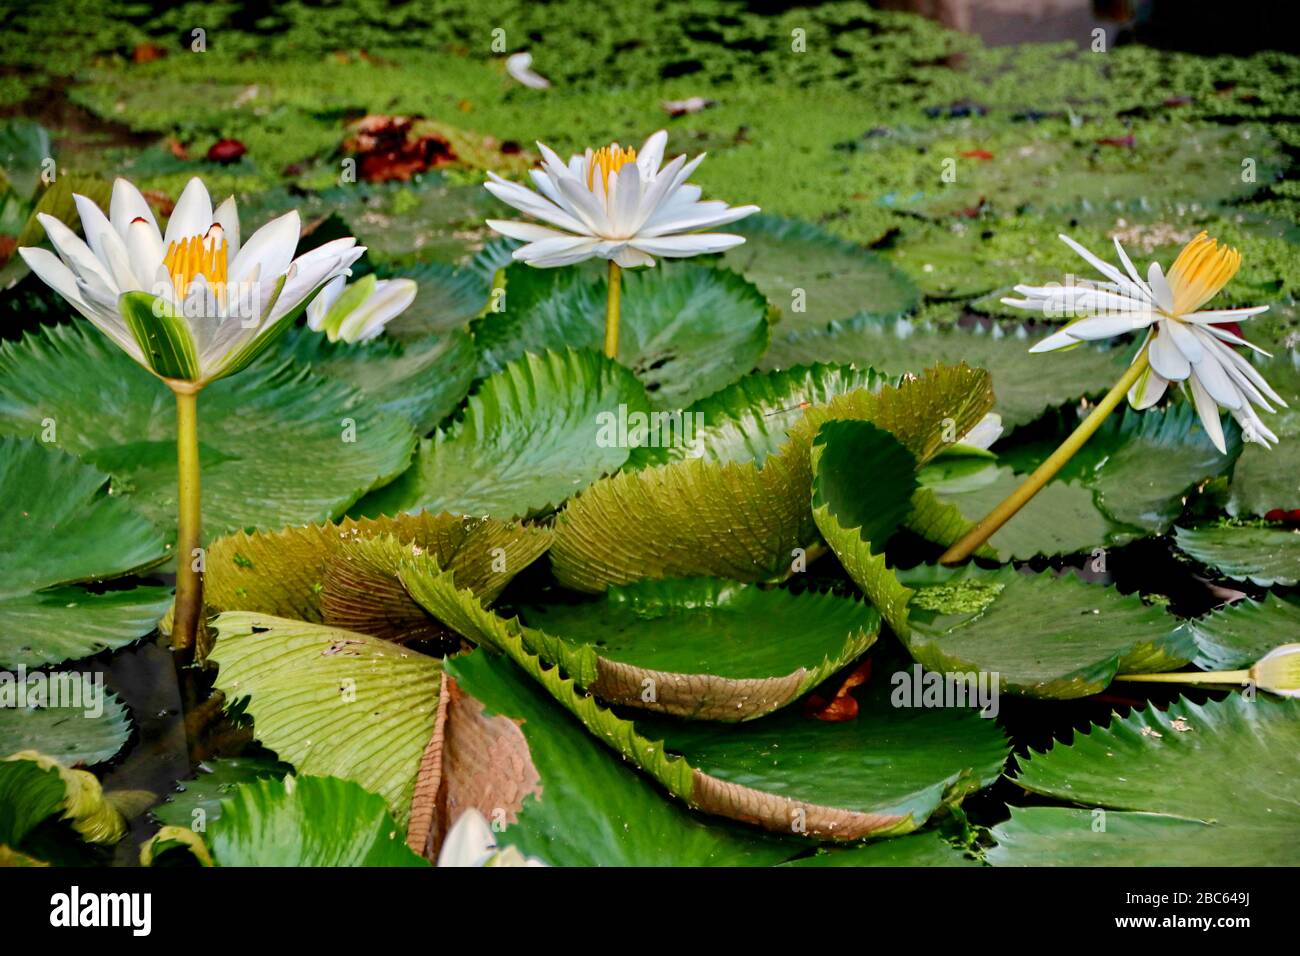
[940,350,1151,565]
[171,382,203,651]
[604,261,622,358]
[1114,644,1300,698]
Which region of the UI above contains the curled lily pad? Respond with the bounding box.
[444,655,794,866]
[406,559,1009,841]
[0,751,126,849]
[990,695,1300,866]
[627,363,888,469]
[0,437,170,669]
[354,348,651,519]
[516,577,880,721]
[197,510,551,626]
[551,363,992,592]
[904,568,1195,699]
[810,419,919,635]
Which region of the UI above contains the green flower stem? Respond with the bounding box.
[171,382,204,652]
[1113,670,1251,685]
[940,349,1152,565]
[603,261,622,359]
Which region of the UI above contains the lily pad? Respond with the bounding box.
[914,405,1238,560]
[199,511,552,627]
[0,674,131,767]
[0,436,170,669]
[153,755,294,830]
[627,363,888,469]
[474,262,771,409]
[408,559,1009,840]
[1175,524,1300,586]
[381,260,490,338]
[810,419,920,635]
[275,324,476,434]
[1185,594,1300,671]
[0,322,417,537]
[722,215,920,331]
[784,831,979,867]
[763,314,1130,430]
[551,363,992,592]
[989,695,1300,866]
[904,568,1195,699]
[517,577,880,721]
[209,612,440,825]
[207,775,427,867]
[445,651,795,866]
[354,348,651,519]
[0,752,125,849]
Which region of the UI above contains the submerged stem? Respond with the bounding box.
[939,349,1152,565]
[603,260,622,359]
[171,383,204,652]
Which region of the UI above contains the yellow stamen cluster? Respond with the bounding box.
[587,143,638,193]
[1166,231,1241,316]
[163,230,228,299]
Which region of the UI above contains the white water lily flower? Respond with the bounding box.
[484,129,759,268]
[18,176,365,385]
[505,51,550,89]
[1003,232,1284,453]
[306,273,417,343]
[436,809,547,867]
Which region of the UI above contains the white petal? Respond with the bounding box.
[513,235,601,267]
[1190,349,1243,409]
[505,52,550,89]
[75,194,140,292]
[163,177,214,247]
[17,246,89,309]
[1181,306,1270,324]
[609,162,643,236]
[1149,328,1191,379]
[1147,261,1174,313]
[628,233,745,257]
[1161,318,1203,363]
[555,175,612,236]
[269,243,363,322]
[109,178,161,243]
[485,219,572,243]
[1188,375,1227,454]
[1059,313,1149,341]
[1128,365,1168,409]
[1113,237,1153,299]
[213,196,242,262]
[1058,233,1152,303]
[612,246,656,268]
[230,210,300,286]
[637,130,669,176]
[37,214,117,292]
[640,201,759,237]
[126,218,166,291]
[484,174,589,234]
[1028,328,1081,352]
